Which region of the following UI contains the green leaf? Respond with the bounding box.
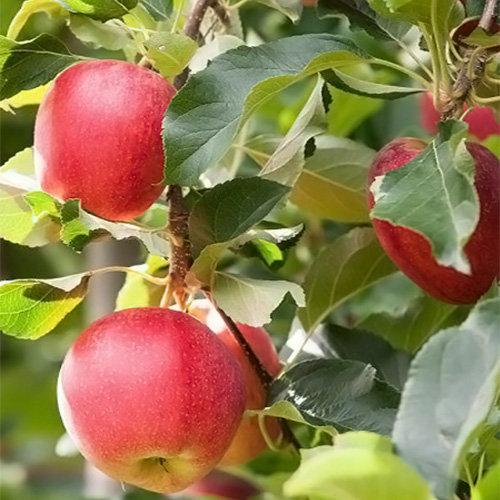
[367,0,463,30]
[290,136,375,223]
[284,432,434,500]
[162,34,369,186]
[317,0,411,42]
[54,0,138,21]
[140,0,172,20]
[358,294,468,353]
[250,400,337,437]
[255,0,303,22]
[146,32,198,78]
[393,298,500,500]
[0,34,81,100]
[213,272,305,326]
[269,359,401,436]
[68,14,131,50]
[0,149,61,247]
[188,177,289,257]
[472,461,500,500]
[60,199,169,256]
[0,274,90,339]
[322,68,423,100]
[299,227,397,332]
[260,76,326,187]
[370,120,478,274]
[326,84,384,137]
[115,255,168,310]
[7,0,68,40]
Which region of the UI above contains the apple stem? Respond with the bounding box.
[210,299,274,389]
[163,0,230,309]
[165,185,192,310]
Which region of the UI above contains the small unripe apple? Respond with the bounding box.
[35,60,175,221]
[178,470,260,500]
[57,308,246,493]
[420,93,499,141]
[187,300,282,465]
[57,0,138,20]
[368,137,500,305]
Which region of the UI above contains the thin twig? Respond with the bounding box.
[478,0,498,30]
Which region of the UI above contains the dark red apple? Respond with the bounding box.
[368,137,499,305]
[35,60,175,221]
[420,93,499,141]
[57,308,246,493]
[177,470,260,500]
[187,300,282,465]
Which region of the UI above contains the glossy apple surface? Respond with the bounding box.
[368,137,499,305]
[420,93,499,141]
[57,308,246,493]
[35,60,175,221]
[177,470,260,500]
[187,300,282,465]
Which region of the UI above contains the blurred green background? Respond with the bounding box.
[0,1,423,498]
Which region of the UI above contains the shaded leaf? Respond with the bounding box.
[60,199,169,256]
[140,0,172,20]
[213,272,305,326]
[0,34,81,100]
[290,136,374,223]
[189,177,289,257]
[299,227,397,332]
[68,14,131,50]
[393,298,500,500]
[270,359,401,435]
[317,0,411,41]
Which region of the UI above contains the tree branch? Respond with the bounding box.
[479,0,498,31]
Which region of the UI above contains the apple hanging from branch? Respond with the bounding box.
[368,137,499,305]
[57,308,246,493]
[34,60,176,221]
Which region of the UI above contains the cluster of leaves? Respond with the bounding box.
[0,0,499,500]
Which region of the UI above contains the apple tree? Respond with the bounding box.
[0,0,499,499]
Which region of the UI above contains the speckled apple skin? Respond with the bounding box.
[35,60,175,221]
[189,300,282,465]
[368,138,500,305]
[420,93,499,141]
[57,308,246,493]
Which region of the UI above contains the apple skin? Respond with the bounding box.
[368,137,500,305]
[420,93,499,141]
[177,470,260,500]
[187,300,282,466]
[57,307,246,493]
[35,60,175,221]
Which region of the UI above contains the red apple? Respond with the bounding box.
[368,137,500,305]
[35,60,175,221]
[187,300,282,465]
[420,93,499,141]
[57,308,246,493]
[177,470,260,500]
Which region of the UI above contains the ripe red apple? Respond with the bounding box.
[57,308,246,493]
[35,60,175,221]
[420,93,499,141]
[177,470,260,500]
[187,300,282,465]
[368,137,500,305]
